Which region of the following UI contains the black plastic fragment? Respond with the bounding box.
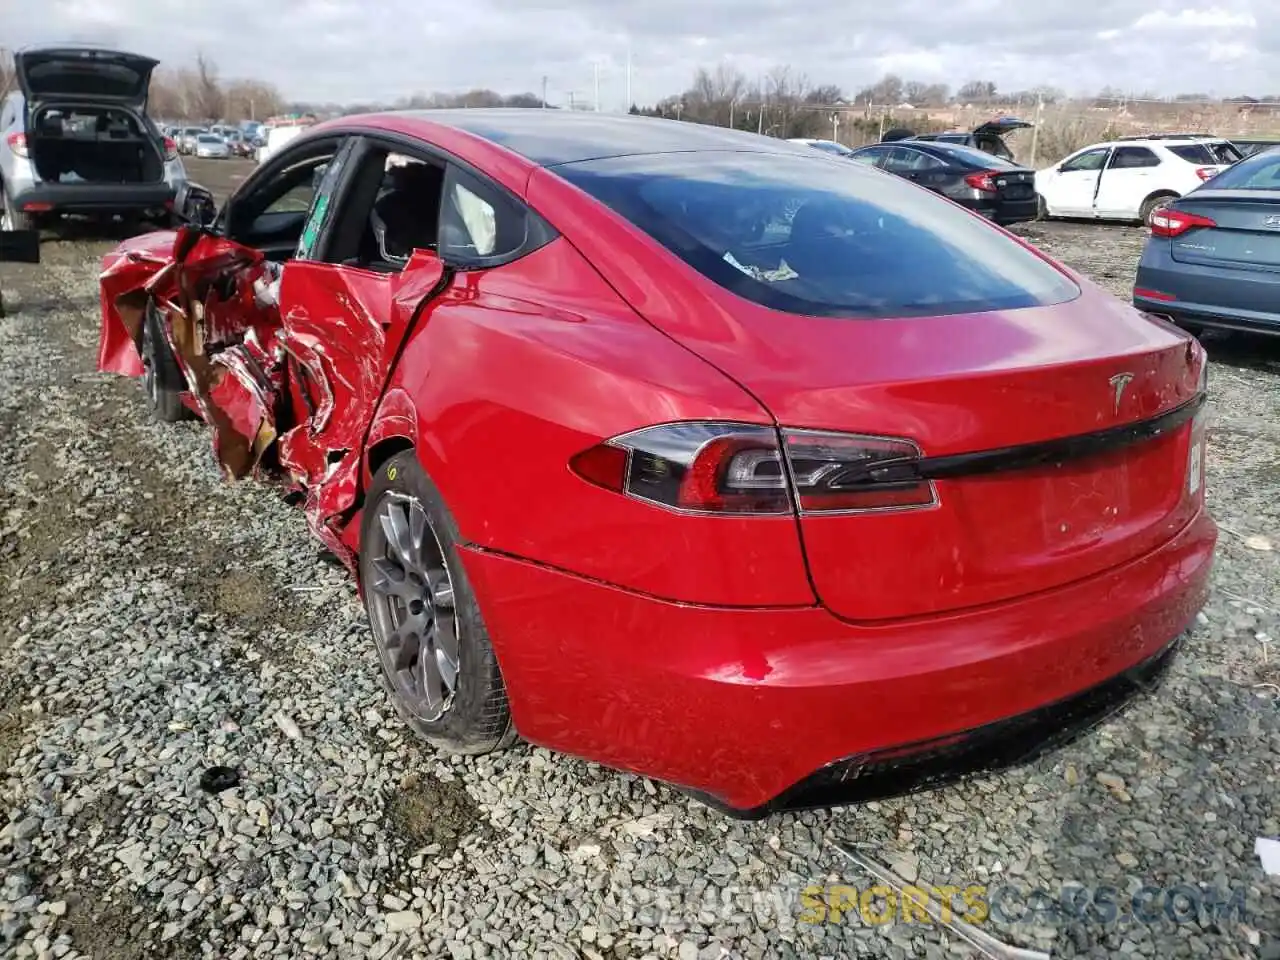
[199,766,240,793]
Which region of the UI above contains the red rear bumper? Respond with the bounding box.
[460,509,1216,815]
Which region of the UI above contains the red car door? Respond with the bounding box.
[273,251,447,559]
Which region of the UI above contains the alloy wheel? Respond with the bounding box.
[366,493,460,721]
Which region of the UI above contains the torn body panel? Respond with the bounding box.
[98,224,448,572]
[273,257,445,566]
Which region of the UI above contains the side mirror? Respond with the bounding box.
[175,181,218,229]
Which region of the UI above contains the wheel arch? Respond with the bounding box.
[1139,189,1180,220]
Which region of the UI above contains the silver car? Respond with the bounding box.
[193,133,230,159]
[0,46,188,230]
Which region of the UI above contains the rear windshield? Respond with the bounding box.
[557,151,1078,319]
[1168,141,1243,165]
[926,142,1023,169]
[1195,148,1280,190]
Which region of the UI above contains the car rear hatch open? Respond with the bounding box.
[1167,190,1280,271]
[15,47,157,107]
[973,117,1033,137]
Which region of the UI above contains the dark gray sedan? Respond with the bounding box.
[1134,146,1280,337]
[846,140,1039,225]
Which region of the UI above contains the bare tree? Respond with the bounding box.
[957,80,997,102]
[194,53,224,121]
[0,48,14,96]
[223,80,284,121]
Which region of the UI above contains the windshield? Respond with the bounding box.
[1194,147,1280,190]
[558,151,1078,319]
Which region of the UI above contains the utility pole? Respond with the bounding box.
[541,76,548,108]
[569,90,577,110]
[593,62,600,112]
[831,111,839,142]
[1029,93,1044,166]
[625,49,632,112]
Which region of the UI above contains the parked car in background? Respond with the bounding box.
[1228,137,1280,159]
[0,46,186,231]
[1036,137,1243,223]
[96,110,1213,816]
[193,133,231,159]
[255,122,310,164]
[220,129,254,158]
[787,138,858,158]
[847,140,1039,224]
[1134,145,1280,337]
[176,126,206,155]
[899,117,1033,161]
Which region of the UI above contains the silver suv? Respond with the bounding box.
[0,46,187,230]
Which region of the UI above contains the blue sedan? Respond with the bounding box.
[1134,146,1280,337]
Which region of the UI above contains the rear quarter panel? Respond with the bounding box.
[382,236,816,607]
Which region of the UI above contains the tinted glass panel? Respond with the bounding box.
[1195,149,1280,190]
[1166,143,1241,165]
[1061,149,1108,172]
[558,151,1079,319]
[925,142,1023,169]
[1108,147,1160,169]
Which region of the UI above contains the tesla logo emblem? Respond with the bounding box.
[1109,373,1135,413]
[1265,215,1280,227]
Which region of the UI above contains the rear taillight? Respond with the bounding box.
[1195,167,1217,181]
[1149,208,1216,238]
[963,171,997,192]
[6,132,28,159]
[163,137,178,161]
[569,422,937,516]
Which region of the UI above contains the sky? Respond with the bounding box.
[2,0,1273,107]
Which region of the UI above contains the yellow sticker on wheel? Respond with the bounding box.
[387,466,398,481]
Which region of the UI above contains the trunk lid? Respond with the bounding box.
[662,287,1203,622]
[973,116,1033,136]
[1168,190,1280,272]
[991,168,1036,202]
[15,47,157,107]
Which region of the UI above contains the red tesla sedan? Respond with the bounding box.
[96,110,1215,817]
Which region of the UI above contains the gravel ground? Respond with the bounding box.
[1,162,1278,959]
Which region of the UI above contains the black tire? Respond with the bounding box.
[1139,192,1177,224]
[140,300,193,422]
[359,451,516,755]
[0,180,31,232]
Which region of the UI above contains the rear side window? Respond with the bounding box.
[557,151,1079,319]
[1167,142,1240,165]
[884,147,944,171]
[438,165,556,268]
[1195,149,1280,190]
[1109,147,1160,169]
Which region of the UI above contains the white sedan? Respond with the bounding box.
[193,134,231,160]
[1035,136,1241,223]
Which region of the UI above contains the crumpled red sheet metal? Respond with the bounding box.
[99,227,448,573]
